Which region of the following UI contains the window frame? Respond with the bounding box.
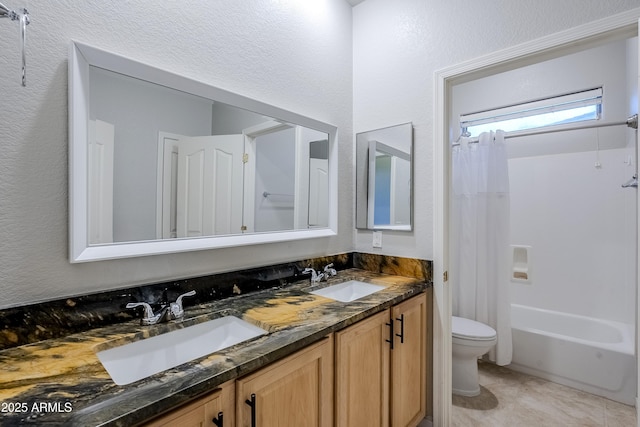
[460,87,603,138]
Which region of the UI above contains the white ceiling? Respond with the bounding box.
[345,0,367,6]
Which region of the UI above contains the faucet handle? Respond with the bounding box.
[126,302,157,324]
[303,267,317,279]
[175,290,196,305]
[303,267,325,283]
[323,263,337,277]
[170,290,196,319]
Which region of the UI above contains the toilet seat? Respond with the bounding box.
[452,316,496,341]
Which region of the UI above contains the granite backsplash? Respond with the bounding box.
[0,252,432,350]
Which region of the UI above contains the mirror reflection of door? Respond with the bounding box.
[157,126,332,239]
[367,140,411,229]
[157,133,180,239]
[88,119,115,244]
[308,139,329,227]
[175,135,244,237]
[374,153,392,225]
[157,133,244,239]
[243,122,329,233]
[389,154,410,226]
[243,122,292,233]
[253,127,296,233]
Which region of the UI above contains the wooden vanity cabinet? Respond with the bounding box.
[142,289,431,427]
[143,336,332,427]
[143,379,235,427]
[335,309,390,427]
[390,293,429,426]
[236,335,334,427]
[335,292,429,427]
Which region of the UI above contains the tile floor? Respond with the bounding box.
[452,361,636,426]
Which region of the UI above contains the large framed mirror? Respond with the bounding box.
[69,41,337,262]
[355,123,413,231]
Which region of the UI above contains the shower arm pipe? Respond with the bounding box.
[0,2,30,87]
[452,114,638,146]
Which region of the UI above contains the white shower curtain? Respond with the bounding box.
[452,130,512,365]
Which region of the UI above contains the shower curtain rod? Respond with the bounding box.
[452,114,638,147]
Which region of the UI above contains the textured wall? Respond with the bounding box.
[3,0,640,309]
[0,0,353,308]
[510,148,636,323]
[353,0,640,259]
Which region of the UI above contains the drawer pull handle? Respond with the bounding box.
[396,313,405,344]
[245,393,257,427]
[212,411,223,427]
[385,320,394,350]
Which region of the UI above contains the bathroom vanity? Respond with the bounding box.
[145,292,429,427]
[0,264,432,426]
[0,42,438,426]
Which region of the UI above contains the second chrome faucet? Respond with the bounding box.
[303,263,337,284]
[127,290,196,325]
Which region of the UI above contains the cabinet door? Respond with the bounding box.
[390,293,428,427]
[236,336,333,427]
[144,380,235,427]
[335,309,391,427]
[205,381,236,427]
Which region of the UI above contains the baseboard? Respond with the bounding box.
[417,416,433,427]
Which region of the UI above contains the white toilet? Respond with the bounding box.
[451,316,497,397]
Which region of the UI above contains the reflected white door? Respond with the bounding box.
[176,135,243,237]
[242,121,295,233]
[88,119,114,244]
[157,133,180,239]
[308,158,328,227]
[391,156,411,226]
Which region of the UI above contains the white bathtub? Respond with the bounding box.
[510,304,636,405]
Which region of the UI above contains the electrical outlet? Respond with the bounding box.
[372,231,382,248]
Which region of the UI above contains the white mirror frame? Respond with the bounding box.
[69,41,338,263]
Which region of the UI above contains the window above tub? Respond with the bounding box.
[460,87,602,137]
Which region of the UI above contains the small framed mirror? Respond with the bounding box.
[355,123,413,231]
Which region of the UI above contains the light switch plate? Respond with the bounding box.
[372,231,382,248]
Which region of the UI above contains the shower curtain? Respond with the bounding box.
[452,130,512,365]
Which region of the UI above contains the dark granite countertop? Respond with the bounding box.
[0,269,427,426]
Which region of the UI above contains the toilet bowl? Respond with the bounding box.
[452,316,497,397]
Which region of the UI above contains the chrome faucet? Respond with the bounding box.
[303,264,337,284]
[303,267,324,283]
[323,263,337,279]
[126,290,196,325]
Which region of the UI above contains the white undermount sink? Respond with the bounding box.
[97,316,267,385]
[310,280,385,302]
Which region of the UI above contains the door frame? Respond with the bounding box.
[433,10,640,425]
[156,131,184,239]
[242,120,295,233]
